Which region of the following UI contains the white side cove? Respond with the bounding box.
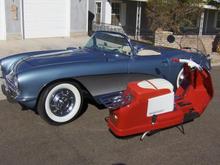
[137,78,174,117]
[0,0,6,40]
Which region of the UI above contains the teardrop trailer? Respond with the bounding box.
[105,59,214,140]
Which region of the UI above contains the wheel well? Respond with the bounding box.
[35,78,95,110]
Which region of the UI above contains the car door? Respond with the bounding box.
[76,50,131,97]
[128,54,170,80]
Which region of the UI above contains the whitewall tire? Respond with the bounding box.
[38,82,84,125]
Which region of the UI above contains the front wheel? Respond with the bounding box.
[37,82,84,125]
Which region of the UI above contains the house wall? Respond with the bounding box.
[70,0,88,35]
[89,0,95,13]
[4,0,88,40]
[5,0,22,40]
[0,0,6,40]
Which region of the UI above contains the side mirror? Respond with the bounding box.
[167,35,175,43]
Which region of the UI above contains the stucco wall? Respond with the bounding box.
[155,30,215,54]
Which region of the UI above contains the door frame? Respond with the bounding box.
[0,0,6,40]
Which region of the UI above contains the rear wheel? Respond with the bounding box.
[37,81,84,125]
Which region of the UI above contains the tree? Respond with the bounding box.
[146,0,204,34]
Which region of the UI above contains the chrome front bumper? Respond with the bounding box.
[0,66,19,102]
[1,84,17,102]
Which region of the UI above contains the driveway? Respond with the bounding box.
[0,36,89,58]
[0,67,219,165]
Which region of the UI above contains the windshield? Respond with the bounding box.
[84,32,132,55]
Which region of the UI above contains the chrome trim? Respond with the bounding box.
[0,65,2,78]
[49,89,76,117]
[98,91,133,110]
[4,71,20,97]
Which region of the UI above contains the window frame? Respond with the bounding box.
[95,1,103,24]
[215,11,220,29]
[111,2,121,26]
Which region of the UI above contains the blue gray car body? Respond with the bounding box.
[0,31,211,110]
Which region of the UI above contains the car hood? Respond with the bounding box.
[25,48,102,66]
[10,48,105,73]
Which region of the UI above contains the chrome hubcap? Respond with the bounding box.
[49,89,75,117]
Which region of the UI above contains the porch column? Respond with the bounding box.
[199,10,205,36]
[104,1,112,24]
[135,1,142,40]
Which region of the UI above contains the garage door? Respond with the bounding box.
[23,0,70,39]
[0,0,6,40]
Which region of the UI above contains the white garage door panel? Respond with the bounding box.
[0,0,6,40]
[24,0,70,38]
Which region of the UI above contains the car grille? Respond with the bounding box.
[4,73,19,98]
[6,76,16,89]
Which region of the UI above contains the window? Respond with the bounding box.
[84,32,132,56]
[216,11,220,29]
[96,2,102,24]
[111,3,121,26]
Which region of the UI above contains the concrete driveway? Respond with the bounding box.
[0,36,89,58]
[0,67,219,165]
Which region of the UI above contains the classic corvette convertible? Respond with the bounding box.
[0,31,211,124]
